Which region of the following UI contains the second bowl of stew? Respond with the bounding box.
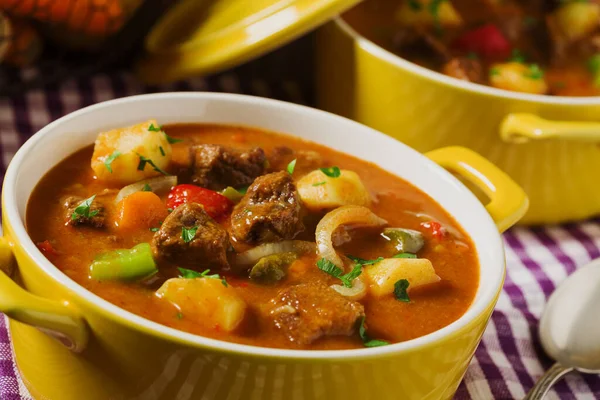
[316,0,600,225]
[1,93,526,399]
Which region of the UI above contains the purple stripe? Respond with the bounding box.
[42,83,65,123]
[503,230,556,298]
[0,394,22,400]
[454,381,470,399]
[472,339,512,399]
[110,73,129,99]
[76,77,95,108]
[8,95,34,144]
[530,227,576,274]
[0,318,18,393]
[491,312,536,390]
[500,233,538,323]
[563,223,600,260]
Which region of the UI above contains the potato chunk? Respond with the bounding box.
[91,120,172,185]
[489,62,548,95]
[552,2,600,43]
[156,277,246,332]
[297,169,371,211]
[364,258,440,297]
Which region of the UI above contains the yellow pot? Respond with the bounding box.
[316,17,600,225]
[0,93,527,399]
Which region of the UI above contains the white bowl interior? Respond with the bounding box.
[4,93,505,358]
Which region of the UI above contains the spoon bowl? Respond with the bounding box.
[525,259,600,399]
[539,259,600,372]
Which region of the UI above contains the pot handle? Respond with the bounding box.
[426,146,529,233]
[500,113,600,143]
[0,236,89,352]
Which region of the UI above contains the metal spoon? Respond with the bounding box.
[524,259,600,399]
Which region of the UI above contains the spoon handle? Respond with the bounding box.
[524,363,574,400]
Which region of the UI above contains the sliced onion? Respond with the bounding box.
[115,176,177,204]
[331,277,367,301]
[316,205,387,268]
[232,240,316,267]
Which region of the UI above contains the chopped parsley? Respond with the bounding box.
[287,159,297,174]
[136,153,169,176]
[393,252,417,259]
[159,146,166,156]
[177,267,228,287]
[312,181,326,187]
[340,264,363,288]
[524,64,544,80]
[588,54,600,75]
[181,226,198,243]
[317,258,363,288]
[347,255,384,266]
[142,183,152,192]
[71,195,99,221]
[149,220,162,231]
[148,123,162,132]
[428,0,446,34]
[317,258,344,278]
[358,317,389,348]
[164,133,183,144]
[176,312,183,320]
[509,49,525,63]
[489,67,500,77]
[319,166,341,178]
[167,208,174,213]
[104,150,121,173]
[394,279,411,302]
[408,0,422,10]
[238,186,248,194]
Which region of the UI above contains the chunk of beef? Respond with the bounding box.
[190,144,266,190]
[267,146,323,173]
[442,57,484,83]
[269,282,365,344]
[229,171,304,244]
[64,196,105,228]
[546,6,600,65]
[416,27,452,61]
[152,203,229,269]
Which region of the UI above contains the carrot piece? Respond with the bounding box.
[36,240,57,257]
[114,191,168,232]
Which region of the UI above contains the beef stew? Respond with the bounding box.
[344,0,600,96]
[27,122,479,350]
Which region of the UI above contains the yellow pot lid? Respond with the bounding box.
[135,0,361,84]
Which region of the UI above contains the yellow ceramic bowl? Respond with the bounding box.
[0,93,527,400]
[316,16,600,225]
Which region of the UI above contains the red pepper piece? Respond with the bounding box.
[452,23,512,61]
[166,184,233,219]
[36,240,57,257]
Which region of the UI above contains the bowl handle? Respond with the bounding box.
[500,113,600,143]
[426,146,529,233]
[0,236,89,352]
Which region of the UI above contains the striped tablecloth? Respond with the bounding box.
[1,47,599,400]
